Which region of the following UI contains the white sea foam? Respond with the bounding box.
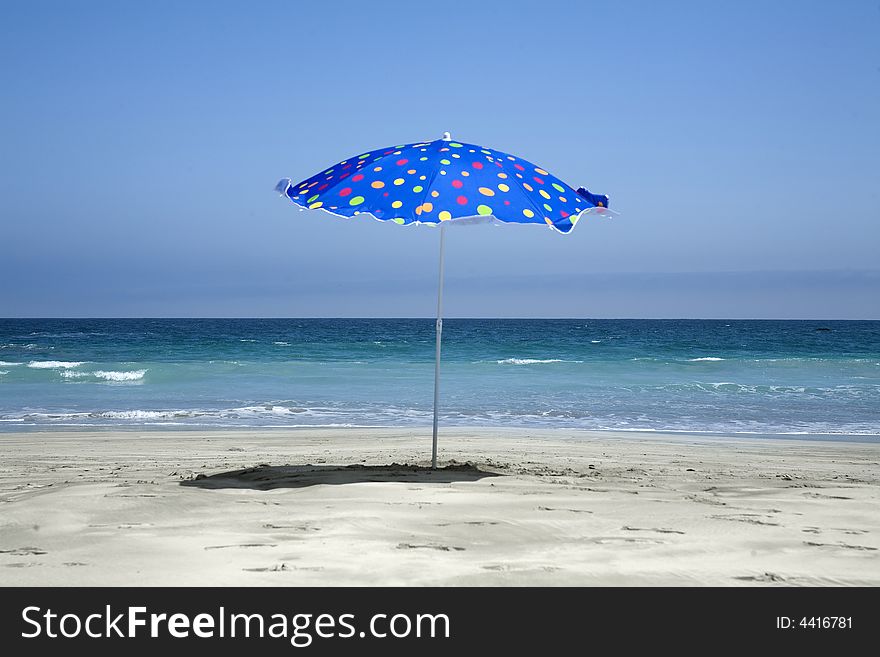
[239,339,257,342]
[496,358,583,365]
[273,341,290,346]
[94,370,147,381]
[27,361,85,369]
[96,409,189,420]
[60,369,147,381]
[0,371,7,376]
[0,361,23,366]
[590,340,602,344]
[688,357,726,362]
[228,405,308,416]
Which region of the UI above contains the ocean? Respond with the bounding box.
[0,318,878,439]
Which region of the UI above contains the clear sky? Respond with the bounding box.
[2,0,878,318]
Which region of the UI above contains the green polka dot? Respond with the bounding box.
[392,218,405,224]
[349,196,365,206]
[307,194,320,203]
[413,185,424,193]
[449,142,463,148]
[552,183,565,193]
[358,154,369,159]
[324,169,334,174]
[477,204,492,216]
[543,203,552,211]
[440,159,451,165]
[480,149,491,155]
[420,156,428,161]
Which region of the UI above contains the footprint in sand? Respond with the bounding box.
[0,547,47,556]
[622,526,686,535]
[734,572,786,583]
[711,514,780,526]
[803,541,877,551]
[204,543,278,551]
[803,492,853,500]
[396,543,466,552]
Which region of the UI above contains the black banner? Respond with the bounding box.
[0,587,872,654]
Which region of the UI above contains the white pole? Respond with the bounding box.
[431,222,447,469]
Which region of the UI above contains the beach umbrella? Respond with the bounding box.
[276,133,610,467]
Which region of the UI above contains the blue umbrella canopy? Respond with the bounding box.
[276,133,612,468]
[276,133,608,233]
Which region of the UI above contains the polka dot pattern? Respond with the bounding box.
[281,136,607,233]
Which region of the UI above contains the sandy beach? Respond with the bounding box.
[0,428,878,586]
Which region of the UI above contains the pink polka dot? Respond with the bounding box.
[560,210,569,218]
[383,192,389,196]
[472,162,484,169]
[339,173,350,179]
[456,195,468,205]
[318,184,329,191]
[396,158,409,166]
[514,163,525,171]
[533,176,544,185]
[342,164,352,170]
[504,200,510,205]
[451,179,464,189]
[339,187,352,197]
[351,173,364,182]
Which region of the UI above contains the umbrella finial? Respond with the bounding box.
[441,131,452,141]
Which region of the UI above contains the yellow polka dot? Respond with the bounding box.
[462,171,470,177]
[523,183,534,192]
[544,217,554,226]
[392,200,403,208]
[407,169,416,175]
[522,209,535,218]
[478,187,495,197]
[497,183,510,192]
[308,201,323,209]
[535,167,549,175]
[438,210,451,221]
[497,172,508,179]
[431,190,439,198]
[393,178,405,186]
[559,196,567,202]
[371,180,385,189]
[421,202,433,212]
[373,166,383,172]
[539,189,551,199]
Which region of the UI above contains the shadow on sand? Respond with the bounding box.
[180,462,501,491]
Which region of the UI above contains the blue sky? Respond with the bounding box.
[1,0,878,318]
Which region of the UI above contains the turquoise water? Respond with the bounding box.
[1,319,878,438]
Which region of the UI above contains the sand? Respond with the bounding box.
[0,428,878,586]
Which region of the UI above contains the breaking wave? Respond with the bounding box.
[27,361,85,369]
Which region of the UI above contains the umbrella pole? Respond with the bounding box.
[431,223,447,469]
